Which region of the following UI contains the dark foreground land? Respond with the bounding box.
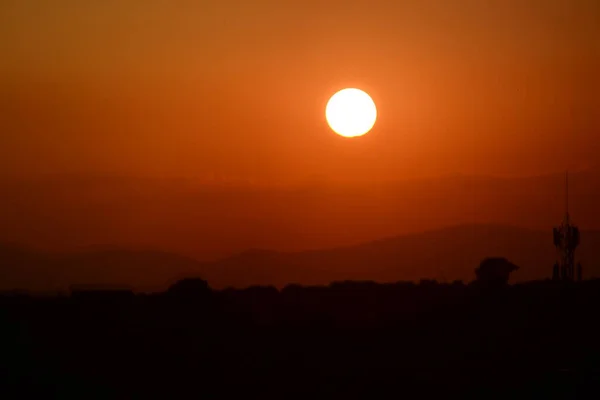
[2,279,600,399]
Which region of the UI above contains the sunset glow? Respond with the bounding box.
[325,88,377,138]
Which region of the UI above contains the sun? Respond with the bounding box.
[325,88,377,138]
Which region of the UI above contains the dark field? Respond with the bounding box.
[2,279,600,399]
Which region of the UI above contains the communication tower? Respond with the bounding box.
[552,172,582,281]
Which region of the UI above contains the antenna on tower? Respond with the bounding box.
[553,169,581,281]
[565,170,569,214]
[565,170,569,223]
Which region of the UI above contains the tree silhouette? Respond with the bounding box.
[166,277,211,299]
[474,257,519,287]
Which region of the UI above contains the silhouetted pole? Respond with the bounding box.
[553,263,559,281]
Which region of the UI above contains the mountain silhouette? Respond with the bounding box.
[201,224,600,288]
[2,224,600,292]
[0,245,205,293]
[2,169,600,261]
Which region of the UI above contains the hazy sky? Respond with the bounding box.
[1,0,599,182]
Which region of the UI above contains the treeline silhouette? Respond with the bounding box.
[2,267,600,398]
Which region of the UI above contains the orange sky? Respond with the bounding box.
[1,0,599,183]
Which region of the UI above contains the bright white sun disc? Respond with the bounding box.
[326,88,377,138]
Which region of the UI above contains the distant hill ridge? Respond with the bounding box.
[2,169,600,260]
[2,224,600,292]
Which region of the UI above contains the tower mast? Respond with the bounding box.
[553,170,581,281]
[565,171,569,223]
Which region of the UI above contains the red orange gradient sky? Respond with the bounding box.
[1,0,598,184]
